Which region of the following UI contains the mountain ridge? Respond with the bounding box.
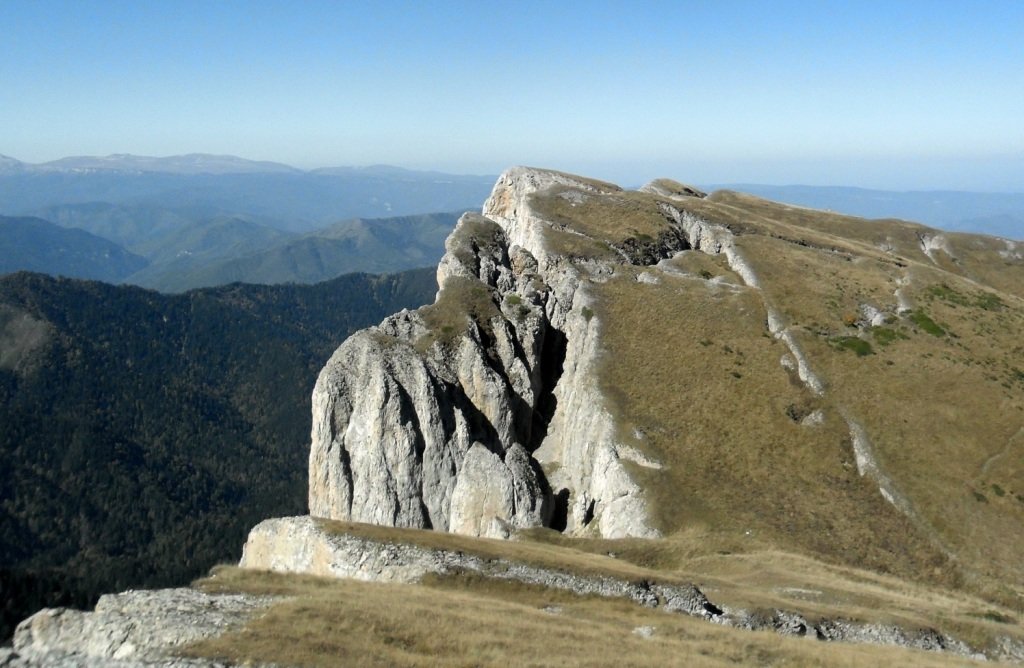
[6,167,1024,666]
[307,166,1024,590]
[0,215,148,282]
[0,153,494,178]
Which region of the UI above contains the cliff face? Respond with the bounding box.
[308,168,660,538]
[308,166,1024,591]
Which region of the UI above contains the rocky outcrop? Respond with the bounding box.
[9,514,1013,664]
[308,212,555,537]
[237,517,995,661]
[241,516,717,618]
[309,168,661,538]
[448,442,547,538]
[6,589,275,667]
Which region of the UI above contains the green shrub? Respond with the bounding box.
[872,327,907,346]
[832,336,874,356]
[909,309,946,337]
[975,292,1005,311]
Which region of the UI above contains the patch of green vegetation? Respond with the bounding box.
[418,276,500,350]
[832,336,875,357]
[909,309,946,337]
[927,283,970,306]
[973,490,989,503]
[504,294,522,306]
[926,283,1006,311]
[871,327,908,346]
[581,306,594,322]
[991,484,1006,497]
[975,292,1006,311]
[698,269,714,280]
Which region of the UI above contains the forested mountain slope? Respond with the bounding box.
[0,268,438,639]
[0,216,147,282]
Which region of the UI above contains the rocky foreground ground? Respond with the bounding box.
[7,517,1024,666]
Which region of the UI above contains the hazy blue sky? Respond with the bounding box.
[2,1,1022,189]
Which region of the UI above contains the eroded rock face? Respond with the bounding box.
[309,212,554,534]
[309,169,663,538]
[449,442,547,538]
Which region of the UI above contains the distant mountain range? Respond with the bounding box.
[127,212,459,292]
[1,154,1021,296]
[0,153,495,232]
[0,153,300,175]
[0,209,459,292]
[136,212,457,292]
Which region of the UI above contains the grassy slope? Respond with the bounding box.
[185,516,1021,667]
[527,183,1024,610]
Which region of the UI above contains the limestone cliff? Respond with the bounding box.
[308,168,662,538]
[307,165,1024,571]
[293,166,1024,659]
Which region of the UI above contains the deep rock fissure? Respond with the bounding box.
[529,327,566,452]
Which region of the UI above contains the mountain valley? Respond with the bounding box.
[0,268,438,641]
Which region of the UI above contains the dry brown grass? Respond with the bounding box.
[261,519,1022,655]
[531,187,670,249]
[592,265,954,585]
[523,177,1024,613]
[186,565,988,668]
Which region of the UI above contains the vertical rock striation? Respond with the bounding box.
[309,167,665,538]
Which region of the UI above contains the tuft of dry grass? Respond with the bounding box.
[415,275,500,350]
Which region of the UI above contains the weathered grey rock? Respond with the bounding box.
[483,169,660,538]
[9,588,275,667]
[308,217,550,532]
[239,516,715,615]
[639,178,707,200]
[238,517,994,661]
[449,442,547,538]
[309,168,661,538]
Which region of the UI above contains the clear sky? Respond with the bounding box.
[2,0,1022,190]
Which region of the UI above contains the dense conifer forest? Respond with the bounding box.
[0,269,437,639]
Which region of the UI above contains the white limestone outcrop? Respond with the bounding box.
[9,589,274,667]
[309,168,663,538]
